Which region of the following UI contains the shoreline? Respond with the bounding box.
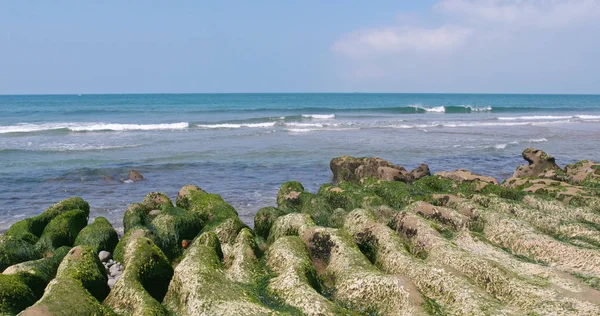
[2,147,600,314]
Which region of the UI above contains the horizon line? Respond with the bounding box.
[1,92,600,97]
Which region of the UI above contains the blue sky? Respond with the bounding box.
[1,1,599,94]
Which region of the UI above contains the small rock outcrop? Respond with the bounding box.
[564,160,600,184]
[127,170,144,181]
[513,148,560,178]
[330,156,429,183]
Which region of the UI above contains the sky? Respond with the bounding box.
[1,0,599,94]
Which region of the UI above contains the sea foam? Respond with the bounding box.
[195,122,277,129]
[301,114,335,119]
[0,122,189,133]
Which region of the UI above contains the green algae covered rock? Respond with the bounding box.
[74,216,118,254]
[276,181,306,210]
[5,197,90,245]
[0,236,39,273]
[104,236,173,316]
[20,246,114,316]
[113,227,154,264]
[55,246,109,301]
[121,192,204,261]
[141,192,173,211]
[254,206,286,239]
[122,203,148,234]
[35,209,89,255]
[150,206,204,260]
[225,228,264,284]
[0,274,36,315]
[2,246,70,298]
[175,184,206,210]
[266,236,355,316]
[175,185,247,257]
[163,232,275,315]
[21,277,115,316]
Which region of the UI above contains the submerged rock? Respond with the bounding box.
[127,170,144,181]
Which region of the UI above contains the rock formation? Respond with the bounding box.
[2,148,600,315]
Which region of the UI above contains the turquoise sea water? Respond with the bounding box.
[1,93,600,232]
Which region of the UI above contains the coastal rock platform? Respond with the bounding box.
[2,148,600,315]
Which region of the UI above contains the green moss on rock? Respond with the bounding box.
[55,246,109,301]
[2,246,70,298]
[5,197,90,245]
[123,203,149,234]
[35,209,89,255]
[0,236,40,273]
[149,206,203,260]
[20,277,115,316]
[277,181,305,210]
[175,184,206,210]
[163,232,274,315]
[74,217,118,254]
[141,192,173,211]
[112,227,153,264]
[0,274,36,315]
[254,206,286,239]
[104,236,173,316]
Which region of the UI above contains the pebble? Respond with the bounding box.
[98,251,111,262]
[108,278,117,289]
[109,263,123,277]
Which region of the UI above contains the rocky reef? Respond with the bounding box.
[2,148,600,315]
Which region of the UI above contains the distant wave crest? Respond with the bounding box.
[0,122,189,134]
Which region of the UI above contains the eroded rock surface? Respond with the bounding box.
[3,150,600,315]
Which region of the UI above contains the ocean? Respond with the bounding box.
[1,93,599,232]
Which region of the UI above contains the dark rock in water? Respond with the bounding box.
[331,156,418,183]
[127,170,144,181]
[103,176,115,181]
[513,148,560,178]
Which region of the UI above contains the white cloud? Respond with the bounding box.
[331,25,473,58]
[437,0,600,28]
[330,0,600,92]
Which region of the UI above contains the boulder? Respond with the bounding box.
[410,164,431,181]
[35,209,89,255]
[74,217,119,254]
[20,246,114,315]
[127,170,144,181]
[331,156,426,184]
[0,236,39,272]
[564,160,600,185]
[513,148,560,178]
[5,197,89,245]
[104,236,172,315]
[2,246,71,298]
[98,251,111,262]
[435,169,498,191]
